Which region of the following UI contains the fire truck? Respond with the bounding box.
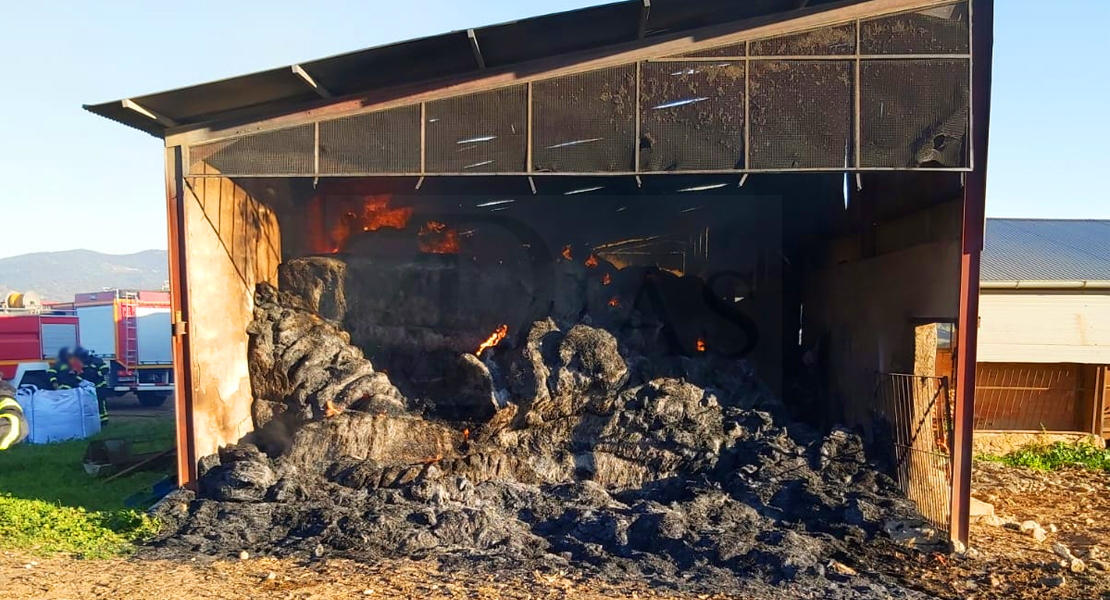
[1,290,175,407]
[0,292,80,389]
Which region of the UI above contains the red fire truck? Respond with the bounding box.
[0,300,81,389]
[2,290,175,407]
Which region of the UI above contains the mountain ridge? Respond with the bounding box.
[0,249,169,302]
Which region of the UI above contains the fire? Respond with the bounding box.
[463,428,470,442]
[696,338,707,353]
[476,324,509,356]
[602,273,612,286]
[325,400,343,418]
[608,296,620,307]
[585,254,599,268]
[418,221,461,254]
[324,195,413,252]
[562,245,573,261]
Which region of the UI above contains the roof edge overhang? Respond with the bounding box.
[84,0,959,144]
[981,280,1110,291]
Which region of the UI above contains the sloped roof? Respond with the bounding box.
[84,0,864,137]
[982,219,1110,282]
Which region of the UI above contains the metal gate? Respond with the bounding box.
[874,373,954,533]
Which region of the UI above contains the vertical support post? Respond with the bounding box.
[853,19,862,169]
[743,41,750,170]
[634,62,641,172]
[419,102,427,175]
[164,145,197,489]
[951,0,993,549]
[526,82,534,173]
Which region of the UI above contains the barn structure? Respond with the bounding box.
[87,0,994,546]
[975,219,1110,441]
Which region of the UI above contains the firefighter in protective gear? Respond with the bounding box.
[76,347,110,424]
[0,380,28,450]
[47,348,85,390]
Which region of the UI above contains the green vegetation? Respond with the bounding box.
[979,440,1110,472]
[0,416,174,557]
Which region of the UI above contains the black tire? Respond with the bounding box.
[137,392,171,408]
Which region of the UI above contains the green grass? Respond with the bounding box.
[979,440,1110,472]
[0,416,174,557]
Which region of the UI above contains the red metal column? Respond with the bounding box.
[951,0,994,548]
[164,146,198,488]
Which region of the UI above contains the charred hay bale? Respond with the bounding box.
[248,283,404,420]
[280,412,460,477]
[437,353,502,422]
[199,444,277,502]
[552,325,629,400]
[278,257,349,322]
[507,318,561,426]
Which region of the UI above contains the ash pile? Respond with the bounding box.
[151,259,935,598]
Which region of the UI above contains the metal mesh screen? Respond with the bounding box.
[189,125,315,176]
[749,61,853,169]
[750,23,856,56]
[861,2,969,54]
[425,86,528,173]
[532,66,636,173]
[319,106,420,174]
[676,41,747,58]
[639,61,745,171]
[861,59,969,168]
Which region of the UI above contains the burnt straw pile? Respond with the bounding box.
[151,277,935,598]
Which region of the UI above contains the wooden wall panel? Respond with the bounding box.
[978,293,1110,364]
[182,175,281,460]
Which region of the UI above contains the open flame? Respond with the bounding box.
[585,254,599,268]
[602,273,612,286]
[418,221,461,254]
[325,400,344,418]
[696,338,707,353]
[326,195,413,252]
[561,245,573,261]
[608,296,620,307]
[476,324,509,356]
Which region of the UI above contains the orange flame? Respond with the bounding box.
[562,245,573,261]
[476,324,509,356]
[602,273,612,286]
[325,400,344,418]
[463,428,470,442]
[696,338,707,353]
[418,221,461,254]
[324,195,413,252]
[585,254,599,268]
[608,296,620,308]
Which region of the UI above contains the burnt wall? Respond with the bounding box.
[182,175,282,459]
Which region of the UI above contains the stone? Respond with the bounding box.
[1019,520,1039,534]
[968,497,995,523]
[1042,575,1066,588]
[1069,558,1086,574]
[1033,527,1048,543]
[239,550,250,560]
[1052,543,1074,561]
[982,514,1006,528]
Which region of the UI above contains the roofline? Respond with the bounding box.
[980,280,1110,290]
[84,0,956,141]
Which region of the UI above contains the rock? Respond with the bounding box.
[1048,523,1058,533]
[1019,520,1039,534]
[1042,575,1066,588]
[1052,543,1074,561]
[1091,559,1109,572]
[988,574,1003,588]
[968,497,995,523]
[1033,526,1048,543]
[239,550,250,560]
[1088,546,1103,560]
[1069,558,1087,574]
[982,514,1005,527]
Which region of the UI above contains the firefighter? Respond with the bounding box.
[76,347,110,424]
[47,348,85,390]
[0,379,28,450]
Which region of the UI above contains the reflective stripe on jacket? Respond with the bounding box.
[0,396,27,450]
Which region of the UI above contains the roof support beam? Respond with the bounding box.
[638,0,651,39]
[122,99,178,128]
[467,29,486,70]
[291,64,333,99]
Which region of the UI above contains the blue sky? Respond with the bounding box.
[0,0,1106,259]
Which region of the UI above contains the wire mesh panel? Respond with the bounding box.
[973,364,1080,431]
[532,66,636,173]
[639,61,745,171]
[425,86,528,173]
[874,373,953,533]
[860,59,969,168]
[319,106,421,174]
[675,41,747,58]
[189,125,315,176]
[748,60,853,169]
[861,2,970,54]
[750,23,856,56]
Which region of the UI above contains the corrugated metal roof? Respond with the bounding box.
[84,0,858,137]
[982,218,1110,282]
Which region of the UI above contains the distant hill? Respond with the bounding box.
[0,250,169,302]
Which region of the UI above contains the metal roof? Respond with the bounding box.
[84,0,861,137]
[982,218,1110,282]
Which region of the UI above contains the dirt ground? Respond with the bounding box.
[3,461,1108,600]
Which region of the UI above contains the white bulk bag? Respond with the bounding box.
[15,384,102,443]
